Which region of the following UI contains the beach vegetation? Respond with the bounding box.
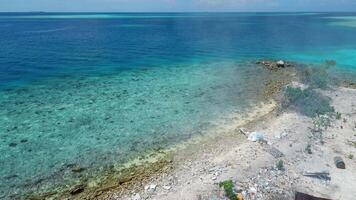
[335,112,342,120]
[348,154,354,159]
[219,180,236,200]
[305,144,312,154]
[276,160,285,171]
[283,87,335,117]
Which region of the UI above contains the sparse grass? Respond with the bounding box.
[348,154,354,159]
[305,144,312,154]
[283,87,335,117]
[276,160,285,171]
[219,180,236,200]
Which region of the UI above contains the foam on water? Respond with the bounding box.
[326,16,356,28]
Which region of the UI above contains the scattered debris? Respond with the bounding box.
[334,156,345,169]
[144,184,157,192]
[303,171,331,181]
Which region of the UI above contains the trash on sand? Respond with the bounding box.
[236,193,244,200]
[295,192,331,200]
[334,156,346,169]
[303,171,331,181]
[248,132,264,142]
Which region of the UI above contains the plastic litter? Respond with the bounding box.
[248,132,264,142]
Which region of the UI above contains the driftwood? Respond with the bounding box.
[303,171,331,181]
[239,128,248,137]
[295,192,331,200]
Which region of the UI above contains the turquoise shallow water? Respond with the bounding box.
[0,12,356,199]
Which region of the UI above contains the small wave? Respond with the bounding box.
[24,27,73,33]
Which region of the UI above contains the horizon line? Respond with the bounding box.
[0,11,355,13]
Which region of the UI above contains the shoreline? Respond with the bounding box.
[35,101,278,200]
[103,85,356,200]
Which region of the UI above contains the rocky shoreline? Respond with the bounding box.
[26,60,356,200]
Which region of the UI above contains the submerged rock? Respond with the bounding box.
[256,60,289,70]
[71,165,86,173]
[8,143,17,147]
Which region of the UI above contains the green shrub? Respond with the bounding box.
[335,112,342,120]
[276,160,285,171]
[219,180,236,200]
[305,144,312,154]
[283,87,334,117]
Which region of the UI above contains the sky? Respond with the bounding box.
[0,0,356,12]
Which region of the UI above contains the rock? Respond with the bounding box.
[20,139,28,143]
[334,156,346,169]
[70,185,84,195]
[71,165,86,173]
[276,60,285,67]
[9,143,17,147]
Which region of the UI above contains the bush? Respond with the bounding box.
[283,87,334,117]
[335,112,342,120]
[305,144,312,154]
[276,160,285,171]
[219,180,236,200]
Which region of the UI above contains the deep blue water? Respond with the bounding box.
[1,12,356,87]
[1,12,356,199]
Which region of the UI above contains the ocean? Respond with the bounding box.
[0,12,356,199]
